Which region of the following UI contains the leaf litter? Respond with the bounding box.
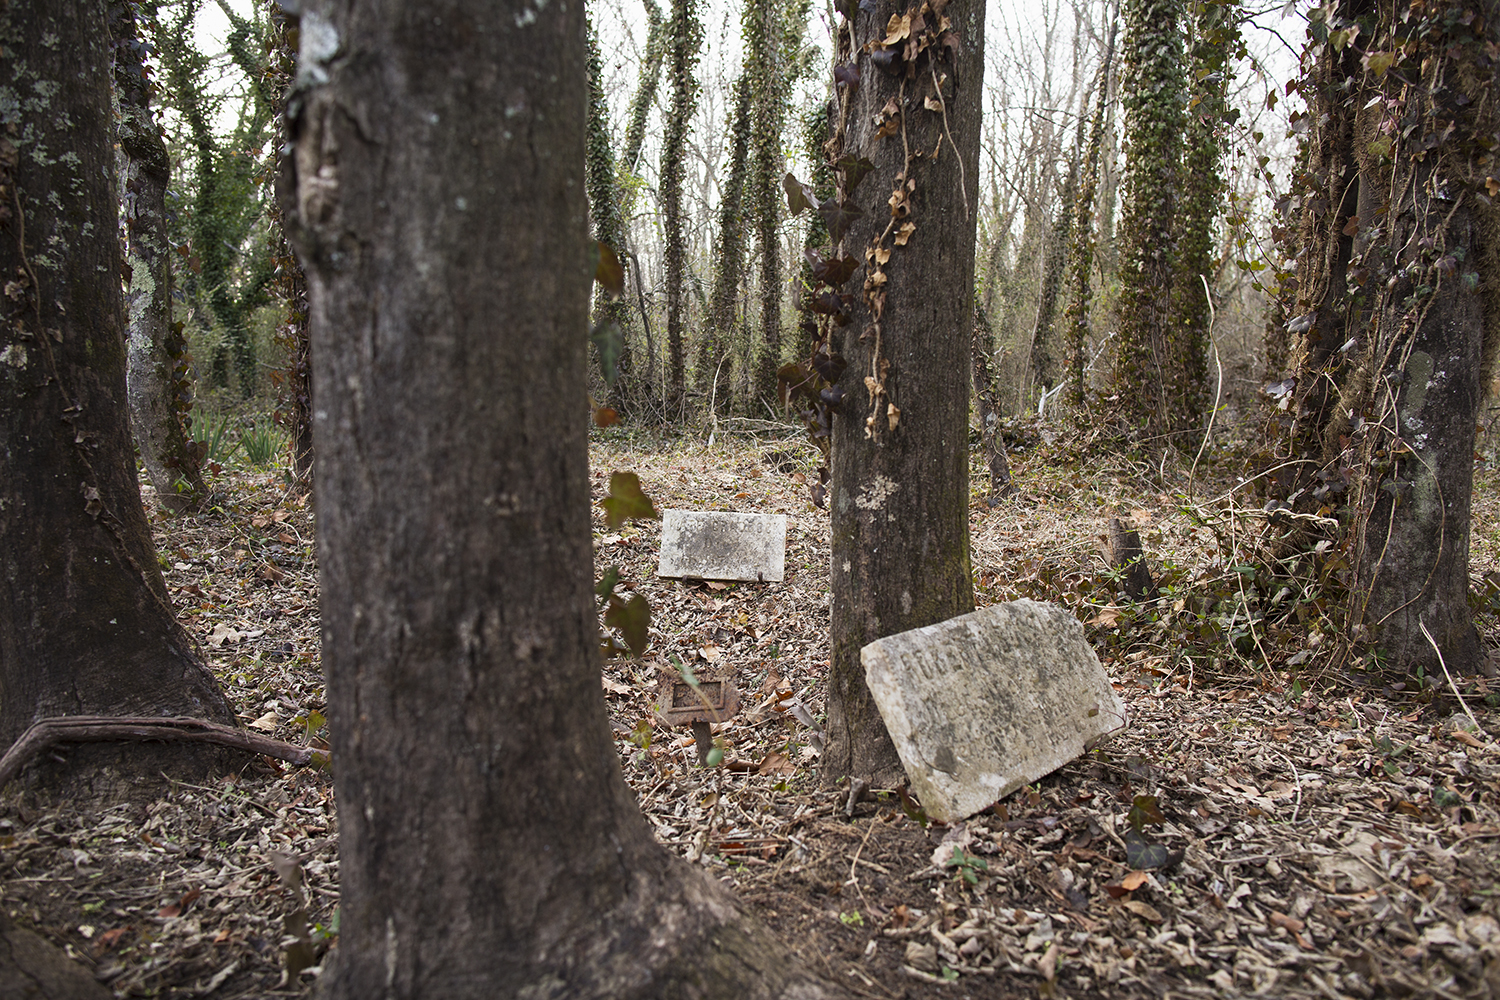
[2,430,1498,998]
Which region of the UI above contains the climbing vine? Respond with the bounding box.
[1170,0,1243,427]
[1110,0,1188,444]
[779,0,966,505]
[702,75,752,411]
[660,0,702,410]
[1266,0,1500,676]
[621,0,666,183]
[1062,57,1110,417]
[587,20,634,413]
[152,1,277,399]
[747,0,812,408]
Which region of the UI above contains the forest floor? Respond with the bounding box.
[4,421,1500,999]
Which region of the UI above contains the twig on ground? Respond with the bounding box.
[1421,618,1492,742]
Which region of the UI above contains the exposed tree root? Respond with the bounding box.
[0,715,321,788]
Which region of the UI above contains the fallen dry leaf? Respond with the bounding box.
[757,752,796,776]
[248,711,279,732]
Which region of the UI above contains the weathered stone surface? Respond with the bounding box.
[656,510,786,582]
[862,599,1126,823]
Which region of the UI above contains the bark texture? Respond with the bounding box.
[0,0,234,760]
[0,910,112,1000]
[971,303,1014,504]
[280,2,836,995]
[1110,0,1188,445]
[1283,0,1497,677]
[826,0,986,786]
[1345,0,1498,675]
[112,0,205,513]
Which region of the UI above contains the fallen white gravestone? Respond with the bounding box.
[656,510,787,582]
[863,599,1126,823]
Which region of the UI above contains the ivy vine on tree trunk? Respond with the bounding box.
[660,0,702,416]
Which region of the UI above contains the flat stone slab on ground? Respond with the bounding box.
[656,510,786,582]
[863,599,1126,823]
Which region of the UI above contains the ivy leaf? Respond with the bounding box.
[1127,794,1165,832]
[870,47,901,76]
[896,783,928,827]
[600,471,659,529]
[604,593,651,657]
[1123,828,1170,870]
[784,173,818,215]
[939,30,961,62]
[834,0,857,19]
[1364,50,1395,78]
[589,321,624,386]
[812,348,847,384]
[778,362,818,407]
[834,62,860,90]
[811,250,859,287]
[594,240,624,298]
[883,12,911,45]
[834,155,875,196]
[808,290,852,318]
[595,564,621,602]
[629,719,653,749]
[819,196,864,244]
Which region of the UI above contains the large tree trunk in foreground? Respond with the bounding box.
[825,0,985,787]
[112,0,206,513]
[282,2,833,996]
[0,0,235,763]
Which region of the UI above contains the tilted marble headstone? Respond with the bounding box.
[656,510,787,582]
[863,599,1126,823]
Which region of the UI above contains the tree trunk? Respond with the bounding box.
[825,0,986,787]
[703,75,753,412]
[267,3,315,486]
[661,0,701,416]
[748,0,790,410]
[280,2,835,995]
[1029,157,1078,404]
[588,21,636,415]
[1110,0,1187,446]
[1283,0,1498,679]
[971,303,1014,503]
[112,0,206,513]
[0,0,235,764]
[1063,47,1111,418]
[1343,0,1497,676]
[1280,0,1372,495]
[1170,0,1235,434]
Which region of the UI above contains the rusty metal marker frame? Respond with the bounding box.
[654,671,741,764]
